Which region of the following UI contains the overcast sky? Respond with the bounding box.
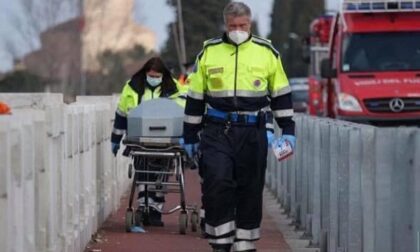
[136,0,275,51]
[0,0,340,72]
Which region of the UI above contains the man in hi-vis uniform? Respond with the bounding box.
[182,2,296,251]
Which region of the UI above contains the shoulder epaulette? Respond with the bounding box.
[203,37,223,47]
[251,36,280,57]
[253,35,272,43]
[197,37,223,60]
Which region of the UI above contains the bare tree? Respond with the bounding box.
[3,40,21,65]
[13,0,78,51]
[6,0,154,96]
[6,0,81,95]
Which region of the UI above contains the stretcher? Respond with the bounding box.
[122,98,199,234]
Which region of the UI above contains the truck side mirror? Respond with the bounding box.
[320,58,337,78]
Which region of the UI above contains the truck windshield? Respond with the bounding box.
[341,32,420,72]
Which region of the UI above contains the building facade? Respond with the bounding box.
[82,0,156,72]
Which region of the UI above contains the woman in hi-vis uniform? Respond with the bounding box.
[111,57,186,227]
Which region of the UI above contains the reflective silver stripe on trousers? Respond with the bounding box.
[116,108,127,117]
[273,109,294,118]
[207,90,268,98]
[266,123,274,130]
[138,197,163,211]
[205,221,235,236]
[236,228,260,240]
[200,208,205,218]
[270,85,291,98]
[184,115,203,124]
[208,236,235,244]
[112,128,126,135]
[188,90,204,100]
[233,241,256,251]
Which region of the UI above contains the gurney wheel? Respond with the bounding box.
[190,211,199,232]
[125,208,134,232]
[179,212,188,234]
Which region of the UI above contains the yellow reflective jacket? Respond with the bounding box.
[117,79,186,115]
[183,34,295,143]
[111,78,186,144]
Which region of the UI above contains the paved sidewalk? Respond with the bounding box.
[84,170,292,252]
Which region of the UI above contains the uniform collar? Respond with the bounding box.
[146,84,161,93]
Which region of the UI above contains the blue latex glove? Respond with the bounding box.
[179,138,199,159]
[178,138,185,146]
[266,130,275,146]
[111,142,120,156]
[278,134,296,150]
[130,225,146,233]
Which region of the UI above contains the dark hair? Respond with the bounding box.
[129,57,178,100]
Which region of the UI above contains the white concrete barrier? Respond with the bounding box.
[0,119,10,252]
[0,93,63,109]
[267,115,420,252]
[0,94,130,252]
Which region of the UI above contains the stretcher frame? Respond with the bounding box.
[122,137,199,234]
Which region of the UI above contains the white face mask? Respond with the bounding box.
[146,75,162,87]
[228,30,249,45]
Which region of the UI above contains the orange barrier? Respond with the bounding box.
[0,101,11,115]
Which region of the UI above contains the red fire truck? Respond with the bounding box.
[320,0,420,123]
[307,15,333,116]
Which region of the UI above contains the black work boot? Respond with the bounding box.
[213,249,229,252]
[200,217,208,238]
[212,245,231,252]
[146,208,164,227]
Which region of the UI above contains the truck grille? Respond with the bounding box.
[364,98,420,113]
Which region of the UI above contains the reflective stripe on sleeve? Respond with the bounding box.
[205,221,235,236]
[207,90,268,98]
[112,128,126,135]
[208,236,235,245]
[236,228,260,240]
[184,115,203,124]
[273,109,294,118]
[270,86,291,98]
[116,108,127,117]
[233,241,256,251]
[188,90,204,100]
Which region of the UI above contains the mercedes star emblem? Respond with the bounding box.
[389,98,404,113]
